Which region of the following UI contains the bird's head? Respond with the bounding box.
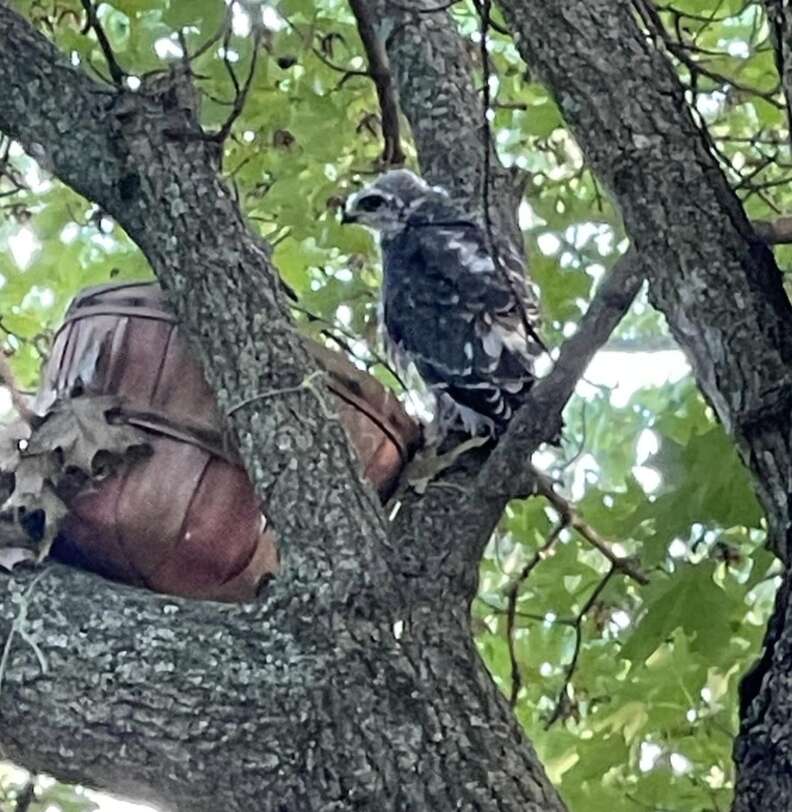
[342,169,442,235]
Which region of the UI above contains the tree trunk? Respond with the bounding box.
[1,566,565,811]
[7,0,792,808]
[495,1,792,808]
[0,6,568,810]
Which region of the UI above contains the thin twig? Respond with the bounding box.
[212,27,263,142]
[13,780,35,812]
[386,0,461,12]
[289,302,410,391]
[0,137,27,197]
[534,471,649,585]
[635,0,783,109]
[221,20,241,98]
[656,0,748,24]
[505,519,567,706]
[348,0,407,165]
[80,0,126,86]
[191,3,233,61]
[478,597,576,625]
[226,370,334,419]
[544,567,615,728]
[312,45,369,79]
[475,0,548,354]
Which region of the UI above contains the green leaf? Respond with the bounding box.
[621,563,739,664]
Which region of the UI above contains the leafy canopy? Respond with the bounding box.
[0,0,785,810]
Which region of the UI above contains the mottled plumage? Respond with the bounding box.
[343,169,542,435]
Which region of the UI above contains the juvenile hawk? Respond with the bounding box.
[342,169,542,436]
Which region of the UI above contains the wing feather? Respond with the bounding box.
[380,196,542,432]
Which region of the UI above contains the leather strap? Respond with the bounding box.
[117,407,237,464]
[326,383,409,460]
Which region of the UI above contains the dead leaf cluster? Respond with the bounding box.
[0,387,151,570]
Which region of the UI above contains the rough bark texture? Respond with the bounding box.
[366,0,523,248]
[349,2,647,590]
[732,575,792,812]
[0,2,684,808]
[738,6,792,809]
[2,565,564,811]
[764,0,792,151]
[497,0,792,557]
[0,4,391,605]
[0,5,573,810]
[494,1,792,808]
[357,0,557,603]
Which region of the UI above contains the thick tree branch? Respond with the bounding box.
[0,7,567,810]
[367,2,645,605]
[480,252,644,501]
[347,0,406,166]
[0,562,565,811]
[498,0,792,559]
[366,0,523,247]
[733,568,792,811]
[361,0,532,599]
[0,5,391,604]
[731,4,792,806]
[492,1,792,806]
[763,0,792,150]
[389,253,644,597]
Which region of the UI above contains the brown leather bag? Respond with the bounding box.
[42,282,419,601]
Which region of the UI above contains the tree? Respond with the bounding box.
[0,0,790,809]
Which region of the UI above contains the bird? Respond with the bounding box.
[342,169,543,437]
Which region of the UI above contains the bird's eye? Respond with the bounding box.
[358,195,386,212]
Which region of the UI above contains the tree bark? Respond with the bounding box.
[497,0,792,553]
[2,565,568,811]
[494,1,792,808]
[764,0,792,151]
[364,0,524,248]
[0,6,573,810]
[0,2,673,808]
[736,5,792,809]
[0,4,392,605]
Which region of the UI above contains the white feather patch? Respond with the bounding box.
[480,329,503,360]
[492,321,530,356]
[447,238,494,273]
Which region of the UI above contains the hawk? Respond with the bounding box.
[342,169,542,436]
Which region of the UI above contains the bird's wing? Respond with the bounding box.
[382,207,541,394]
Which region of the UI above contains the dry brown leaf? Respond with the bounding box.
[403,436,489,495]
[0,394,150,564]
[4,453,60,506]
[0,481,68,561]
[26,395,151,475]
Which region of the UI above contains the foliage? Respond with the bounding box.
[0,763,99,812]
[0,0,787,810]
